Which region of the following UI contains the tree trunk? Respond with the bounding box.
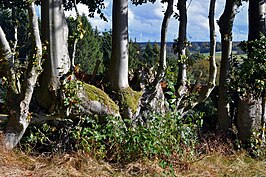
[181,0,217,114]
[237,97,262,142]
[3,1,42,149]
[69,0,79,71]
[107,0,143,121]
[154,0,174,85]
[175,0,188,111]
[262,92,266,143]
[37,0,70,112]
[248,0,266,41]
[217,0,239,131]
[108,0,129,90]
[137,0,173,123]
[208,0,217,89]
[248,0,266,142]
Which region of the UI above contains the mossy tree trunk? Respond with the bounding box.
[108,0,142,120]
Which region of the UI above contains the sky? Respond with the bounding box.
[65,0,249,42]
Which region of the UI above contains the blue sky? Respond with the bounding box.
[65,0,248,42]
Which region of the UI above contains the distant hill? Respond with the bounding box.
[137,41,244,54]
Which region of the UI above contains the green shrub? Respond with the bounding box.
[21,112,203,163]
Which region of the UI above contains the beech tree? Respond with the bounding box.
[154,0,174,85]
[234,0,266,142]
[36,0,70,112]
[217,0,242,131]
[133,0,217,117]
[1,0,120,149]
[172,0,217,116]
[108,0,129,90]
[0,0,42,149]
[137,0,174,120]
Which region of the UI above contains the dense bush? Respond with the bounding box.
[20,112,203,163]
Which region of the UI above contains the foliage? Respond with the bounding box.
[0,8,29,59]
[62,79,82,112]
[0,77,7,112]
[248,131,266,157]
[100,30,112,69]
[142,41,160,68]
[230,34,266,98]
[131,0,156,6]
[63,0,107,21]
[128,39,143,70]
[194,96,218,131]
[67,15,104,75]
[165,54,178,83]
[20,111,203,163]
[0,0,28,9]
[187,54,210,84]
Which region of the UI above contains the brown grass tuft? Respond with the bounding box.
[0,132,265,176]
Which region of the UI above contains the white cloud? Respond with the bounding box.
[65,0,248,42]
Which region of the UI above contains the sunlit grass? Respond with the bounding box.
[0,143,265,176]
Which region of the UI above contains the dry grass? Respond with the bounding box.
[0,148,265,177]
[0,150,164,177]
[0,133,265,177]
[176,152,266,177]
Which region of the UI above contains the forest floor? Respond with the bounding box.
[0,145,266,176]
[0,116,265,176]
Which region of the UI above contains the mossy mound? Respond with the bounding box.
[82,82,119,113]
[118,87,142,114]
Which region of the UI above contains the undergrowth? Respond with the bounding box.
[20,112,203,165]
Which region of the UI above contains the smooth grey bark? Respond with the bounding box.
[154,0,174,85]
[208,0,218,89]
[182,0,217,114]
[137,0,173,122]
[109,0,129,90]
[37,0,70,112]
[69,0,79,71]
[217,0,239,131]
[3,1,42,149]
[176,0,188,111]
[237,97,262,142]
[11,8,18,63]
[0,27,19,94]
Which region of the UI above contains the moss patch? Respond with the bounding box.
[82,82,119,113]
[118,87,142,114]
